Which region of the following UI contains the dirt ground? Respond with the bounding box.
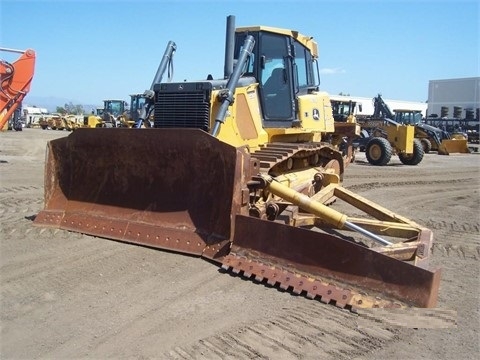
[1,128,479,359]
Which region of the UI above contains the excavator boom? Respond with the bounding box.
[0,47,36,129]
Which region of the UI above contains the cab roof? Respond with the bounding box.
[235,25,318,57]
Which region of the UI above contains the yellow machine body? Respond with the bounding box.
[383,123,414,153]
[34,17,440,309]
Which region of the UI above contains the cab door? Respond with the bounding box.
[257,32,295,124]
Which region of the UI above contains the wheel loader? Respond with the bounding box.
[356,95,425,166]
[34,16,440,310]
[394,109,470,155]
[82,99,127,128]
[121,94,146,127]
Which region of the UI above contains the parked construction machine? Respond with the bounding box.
[118,92,158,128]
[102,99,128,127]
[34,16,440,310]
[355,95,425,166]
[83,99,128,128]
[394,109,470,155]
[0,47,36,131]
[121,94,146,127]
[424,113,479,145]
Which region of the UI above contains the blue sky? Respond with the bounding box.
[1,0,479,108]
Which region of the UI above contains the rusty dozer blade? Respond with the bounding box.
[224,215,440,309]
[34,128,245,258]
[34,128,440,309]
[222,175,440,309]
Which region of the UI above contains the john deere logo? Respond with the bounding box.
[313,108,320,120]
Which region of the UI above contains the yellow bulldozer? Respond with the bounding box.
[34,16,440,310]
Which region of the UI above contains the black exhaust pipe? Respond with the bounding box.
[224,15,235,79]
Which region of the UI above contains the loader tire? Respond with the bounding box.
[365,137,392,166]
[420,138,432,153]
[399,138,424,165]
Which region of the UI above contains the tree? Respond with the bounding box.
[56,106,66,114]
[62,102,85,115]
[74,104,84,115]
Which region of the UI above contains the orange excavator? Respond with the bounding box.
[0,47,36,131]
[34,16,440,310]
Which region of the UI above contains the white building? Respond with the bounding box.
[22,106,49,127]
[427,77,480,119]
[328,94,428,117]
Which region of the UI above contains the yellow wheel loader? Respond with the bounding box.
[34,16,440,310]
[394,109,470,155]
[83,100,127,128]
[120,94,146,128]
[356,95,425,166]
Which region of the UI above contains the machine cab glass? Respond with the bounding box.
[235,29,318,126]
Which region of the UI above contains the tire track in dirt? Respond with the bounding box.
[1,237,134,322]
[0,185,42,194]
[1,231,220,358]
[163,300,397,360]
[345,177,478,193]
[1,236,124,286]
[336,179,477,214]
[421,219,480,234]
[0,188,44,222]
[430,228,480,260]
[337,175,479,258]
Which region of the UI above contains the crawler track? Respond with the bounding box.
[252,142,343,176]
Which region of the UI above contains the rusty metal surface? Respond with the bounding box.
[34,128,243,257]
[33,128,441,309]
[224,215,440,308]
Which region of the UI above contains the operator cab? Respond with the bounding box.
[394,109,423,125]
[102,99,128,127]
[331,100,358,122]
[129,94,146,122]
[104,100,127,118]
[234,27,320,126]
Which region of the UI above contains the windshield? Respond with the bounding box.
[395,111,423,125]
[105,101,124,116]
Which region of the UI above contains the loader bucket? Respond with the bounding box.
[437,139,470,155]
[34,128,247,258]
